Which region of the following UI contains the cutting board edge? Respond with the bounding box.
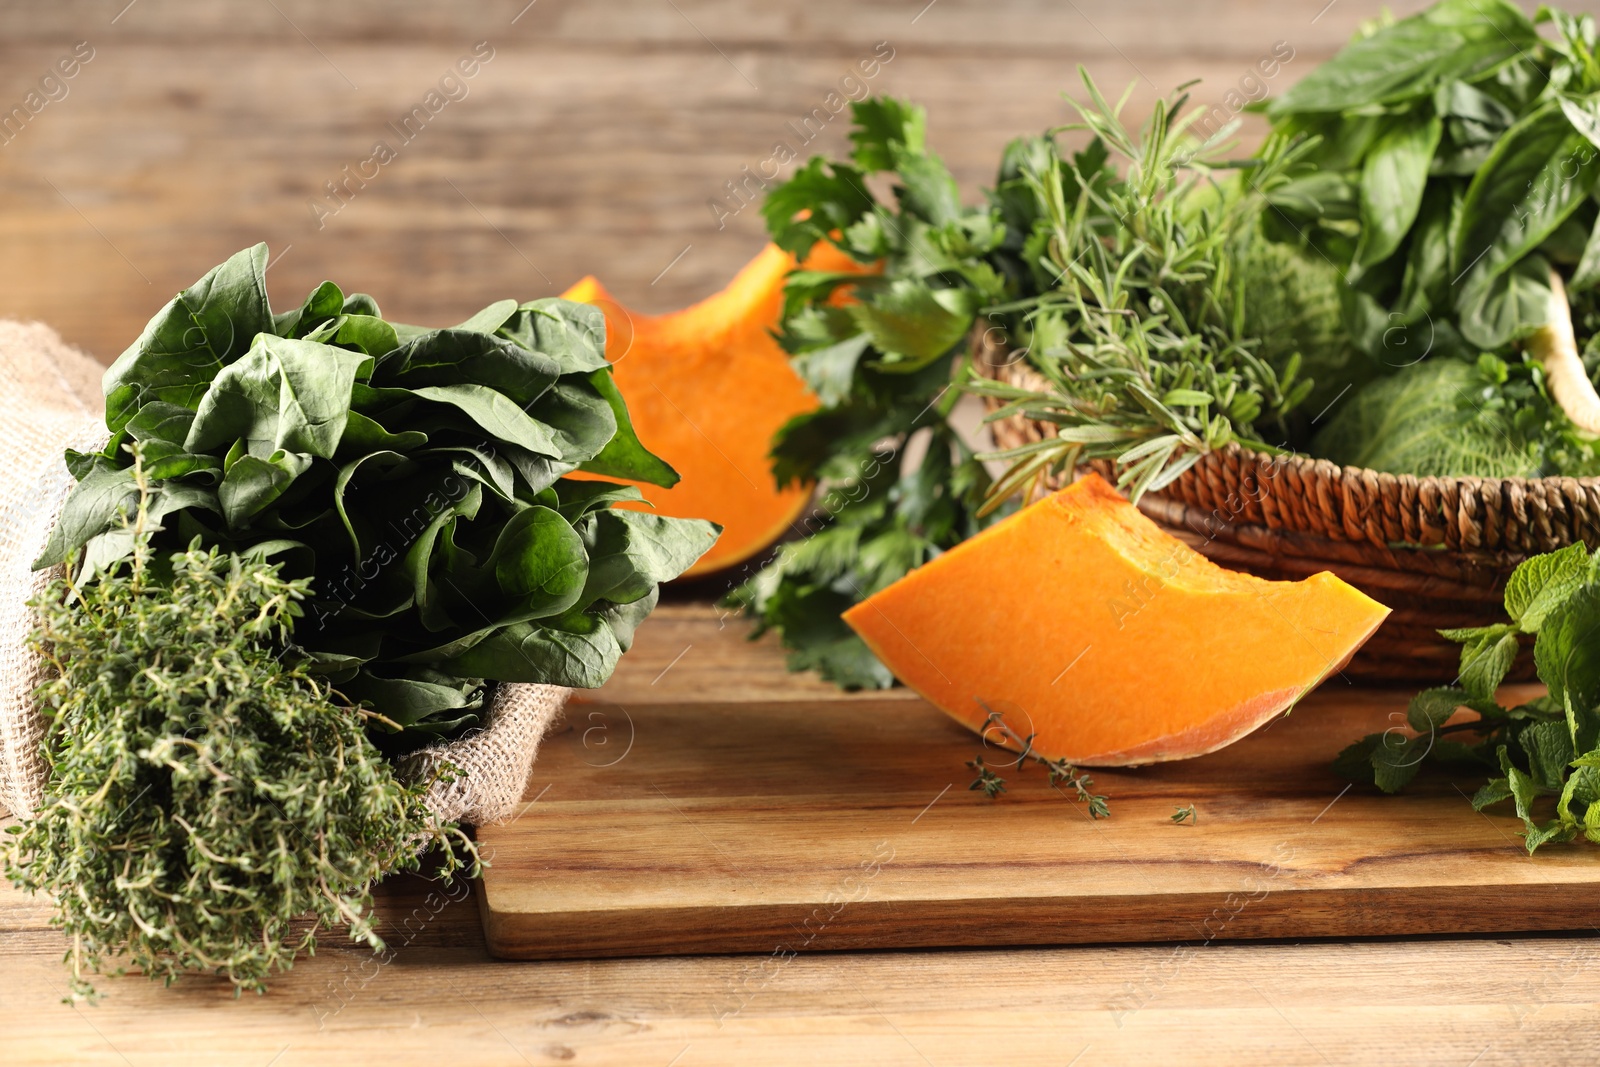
[480,882,1600,960]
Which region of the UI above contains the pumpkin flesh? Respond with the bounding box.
[844,474,1392,765]
[562,242,861,577]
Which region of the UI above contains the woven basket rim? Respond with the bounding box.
[1196,440,1600,494]
[978,340,1600,557]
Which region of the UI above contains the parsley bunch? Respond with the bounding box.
[725,99,1006,688]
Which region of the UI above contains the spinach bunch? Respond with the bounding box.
[726,100,1005,687]
[1337,541,1600,852]
[40,245,719,746]
[1261,0,1600,356]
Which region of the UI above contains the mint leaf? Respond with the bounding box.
[1519,719,1577,792]
[1505,541,1589,630]
[1533,583,1600,714]
[1407,687,1468,732]
[1371,734,1427,793]
[1471,777,1514,809]
[1332,734,1382,785]
[1458,629,1520,702]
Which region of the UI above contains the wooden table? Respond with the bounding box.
[6,606,1600,1065]
[6,1,1600,1061]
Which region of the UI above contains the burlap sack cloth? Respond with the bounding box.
[0,321,567,826]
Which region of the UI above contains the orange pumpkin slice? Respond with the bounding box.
[562,242,863,577]
[844,473,1391,765]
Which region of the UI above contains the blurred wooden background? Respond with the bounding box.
[2,0,1598,364]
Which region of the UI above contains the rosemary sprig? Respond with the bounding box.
[969,69,1314,507]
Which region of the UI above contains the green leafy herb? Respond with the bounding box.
[6,464,468,998]
[1170,804,1198,825]
[1262,1,1600,357]
[44,246,720,746]
[728,99,1004,687]
[966,72,1314,504]
[964,706,1110,818]
[1335,540,1600,852]
[966,756,1007,799]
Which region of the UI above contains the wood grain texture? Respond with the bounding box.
[484,608,1600,958]
[9,0,1597,364]
[7,875,1600,1067]
[6,606,1600,1063]
[7,608,1600,1064]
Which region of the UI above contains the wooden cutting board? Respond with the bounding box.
[476,605,1600,959]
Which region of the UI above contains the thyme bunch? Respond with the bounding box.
[5,460,471,998]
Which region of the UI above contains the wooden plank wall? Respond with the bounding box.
[0,1,1594,363]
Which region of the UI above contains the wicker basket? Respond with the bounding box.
[977,340,1600,683]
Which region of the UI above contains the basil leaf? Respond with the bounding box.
[1269,0,1537,116]
[1454,104,1598,286]
[1456,252,1553,349]
[1356,112,1442,269]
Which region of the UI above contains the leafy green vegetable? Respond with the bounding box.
[43,245,720,744]
[739,4,1600,690]
[1267,0,1538,117]
[6,477,469,998]
[1261,0,1600,359]
[1336,539,1600,853]
[728,99,1004,687]
[1312,357,1544,477]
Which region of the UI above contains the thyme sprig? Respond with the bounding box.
[965,705,1110,818]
